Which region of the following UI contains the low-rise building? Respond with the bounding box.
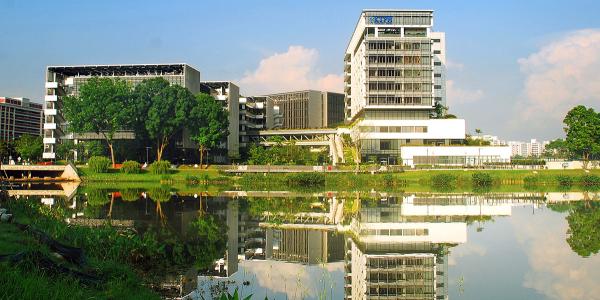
[0,97,43,140]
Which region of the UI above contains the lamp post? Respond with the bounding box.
[145,147,151,164]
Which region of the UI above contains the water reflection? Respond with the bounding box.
[17,186,600,299]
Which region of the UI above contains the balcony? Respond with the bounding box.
[44,109,57,115]
[43,123,57,130]
[43,138,56,144]
[44,95,58,102]
[45,82,59,89]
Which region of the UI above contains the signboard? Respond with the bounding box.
[369,16,393,25]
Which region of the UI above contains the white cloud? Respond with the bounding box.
[446,79,484,105]
[511,208,600,300]
[447,242,487,266]
[516,29,600,122]
[446,59,465,70]
[239,45,343,95]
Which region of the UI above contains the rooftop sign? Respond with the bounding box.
[369,16,393,25]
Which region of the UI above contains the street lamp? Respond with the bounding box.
[145,147,151,164]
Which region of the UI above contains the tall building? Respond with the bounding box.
[343,10,510,165]
[0,97,43,140]
[507,139,549,157]
[264,90,345,129]
[43,64,201,159]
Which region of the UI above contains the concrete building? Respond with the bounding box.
[199,81,240,160]
[43,63,201,159]
[239,96,267,149]
[0,97,43,140]
[343,9,510,165]
[264,90,345,129]
[507,139,549,157]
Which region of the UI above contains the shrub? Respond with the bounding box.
[431,174,457,188]
[383,174,394,187]
[472,172,493,187]
[149,185,172,202]
[121,188,143,201]
[286,172,325,187]
[88,156,111,173]
[580,174,600,186]
[185,174,200,184]
[523,175,539,186]
[120,160,141,174]
[556,175,574,187]
[148,160,171,174]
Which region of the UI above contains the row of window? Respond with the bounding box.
[368,55,431,65]
[365,110,430,120]
[368,82,433,92]
[368,271,434,282]
[361,228,429,236]
[368,68,432,78]
[361,126,428,134]
[367,96,433,106]
[367,41,432,51]
[368,287,435,296]
[413,155,506,165]
[368,257,434,268]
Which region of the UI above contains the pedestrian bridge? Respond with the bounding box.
[258,129,346,164]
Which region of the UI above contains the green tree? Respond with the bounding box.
[563,105,600,168]
[144,84,195,161]
[566,201,600,257]
[131,78,170,147]
[55,140,84,161]
[0,140,15,162]
[14,135,43,162]
[189,93,229,167]
[62,77,132,165]
[543,138,570,159]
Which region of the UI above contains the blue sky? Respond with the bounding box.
[1,0,600,140]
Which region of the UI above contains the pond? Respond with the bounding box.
[6,184,600,300]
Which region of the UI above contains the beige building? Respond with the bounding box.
[264,90,345,129]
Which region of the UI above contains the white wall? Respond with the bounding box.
[359,119,466,140]
[401,145,512,166]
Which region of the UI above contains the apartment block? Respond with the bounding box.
[0,97,43,140]
[43,64,201,159]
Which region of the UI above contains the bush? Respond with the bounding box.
[148,160,171,174]
[88,156,111,173]
[556,175,574,187]
[286,172,325,187]
[580,174,600,186]
[120,160,141,174]
[121,188,143,201]
[523,175,539,186]
[431,174,457,188]
[472,172,493,187]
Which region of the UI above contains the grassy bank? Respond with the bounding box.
[79,166,230,184]
[0,201,160,299]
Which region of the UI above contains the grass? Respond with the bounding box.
[79,166,229,183]
[0,209,160,300]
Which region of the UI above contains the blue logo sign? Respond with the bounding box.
[369,16,393,24]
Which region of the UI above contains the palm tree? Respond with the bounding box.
[475,129,483,145]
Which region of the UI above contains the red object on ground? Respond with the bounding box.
[112,192,122,198]
[113,164,123,169]
[37,161,53,165]
[327,165,332,171]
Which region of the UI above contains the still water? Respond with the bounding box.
[13,185,600,300]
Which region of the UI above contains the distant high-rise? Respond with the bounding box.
[0,97,43,141]
[344,10,465,164]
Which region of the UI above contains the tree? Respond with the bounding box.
[189,93,229,168]
[144,84,196,161]
[14,135,43,162]
[543,138,570,159]
[431,102,447,119]
[566,201,600,257]
[55,140,83,161]
[62,77,132,165]
[0,140,16,162]
[563,105,600,168]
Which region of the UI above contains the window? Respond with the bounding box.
[380,140,392,150]
[434,85,442,89]
[434,50,441,54]
[432,39,441,42]
[434,61,442,66]
[434,73,441,77]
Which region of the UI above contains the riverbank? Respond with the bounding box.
[0,198,207,299]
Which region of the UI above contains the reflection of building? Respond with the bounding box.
[43,64,201,159]
[0,97,43,141]
[343,192,535,300]
[265,228,344,264]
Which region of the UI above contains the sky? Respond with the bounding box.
[1,0,600,141]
